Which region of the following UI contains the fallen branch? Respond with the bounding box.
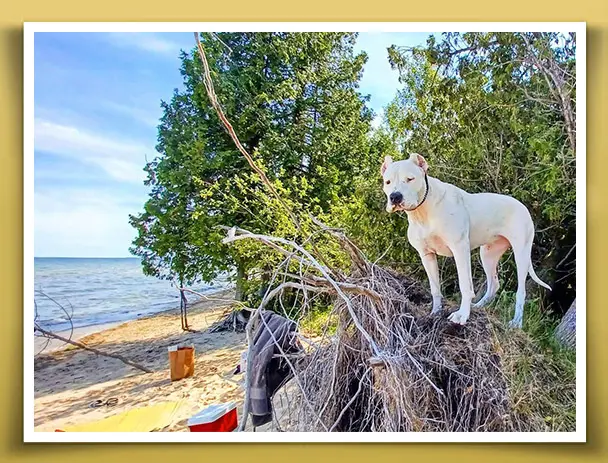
[223,228,382,357]
[34,326,153,374]
[178,286,253,311]
[217,222,549,432]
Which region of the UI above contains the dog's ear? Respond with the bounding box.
[380,155,393,175]
[410,153,428,173]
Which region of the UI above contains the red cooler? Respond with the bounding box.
[187,403,238,432]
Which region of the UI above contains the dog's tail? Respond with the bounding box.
[528,265,552,291]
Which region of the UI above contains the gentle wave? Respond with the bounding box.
[33,257,231,332]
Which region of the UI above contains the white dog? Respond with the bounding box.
[381,152,551,328]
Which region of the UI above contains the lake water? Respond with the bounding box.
[33,257,231,333]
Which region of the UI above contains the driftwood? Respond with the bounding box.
[554,298,576,349]
[34,291,153,373]
[218,225,573,432]
[179,288,194,332]
[34,325,153,373]
[209,309,248,333]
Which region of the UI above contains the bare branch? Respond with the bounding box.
[34,325,153,373]
[193,33,301,230]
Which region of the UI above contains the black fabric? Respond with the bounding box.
[247,310,302,427]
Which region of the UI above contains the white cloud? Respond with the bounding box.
[104,32,180,56]
[34,118,151,183]
[35,189,140,257]
[103,101,161,128]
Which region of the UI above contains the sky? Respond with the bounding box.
[33,31,437,258]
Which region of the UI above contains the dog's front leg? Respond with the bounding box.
[447,242,475,325]
[420,252,442,314]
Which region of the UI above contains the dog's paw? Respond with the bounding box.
[430,296,443,315]
[508,318,522,329]
[430,305,443,315]
[448,310,469,325]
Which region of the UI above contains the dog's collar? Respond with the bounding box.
[403,174,429,212]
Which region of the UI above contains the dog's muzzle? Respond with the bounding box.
[389,191,403,206]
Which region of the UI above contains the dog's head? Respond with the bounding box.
[381,153,428,213]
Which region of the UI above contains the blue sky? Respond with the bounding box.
[34,31,437,258]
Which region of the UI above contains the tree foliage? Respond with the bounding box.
[131,31,577,319]
[130,32,374,302]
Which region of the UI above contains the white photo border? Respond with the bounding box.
[23,21,586,444]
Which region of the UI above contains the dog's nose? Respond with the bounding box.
[390,191,403,205]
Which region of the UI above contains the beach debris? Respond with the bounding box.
[33,324,154,374]
[34,324,153,373]
[168,345,195,381]
[88,397,119,408]
[245,310,303,428]
[187,402,238,432]
[34,291,153,373]
[208,308,248,333]
[176,286,247,333]
[223,225,572,432]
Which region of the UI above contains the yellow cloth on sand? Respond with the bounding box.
[60,401,185,432]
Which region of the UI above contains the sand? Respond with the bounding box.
[33,290,260,432]
[34,322,122,354]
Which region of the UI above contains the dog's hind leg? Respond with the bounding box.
[509,237,534,329]
[473,236,510,309]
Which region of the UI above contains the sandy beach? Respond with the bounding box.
[33,289,260,432]
[34,322,123,354]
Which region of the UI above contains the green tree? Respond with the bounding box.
[131,32,374,304]
[128,133,222,329]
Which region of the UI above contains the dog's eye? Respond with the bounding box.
[406,177,415,183]
[385,180,391,185]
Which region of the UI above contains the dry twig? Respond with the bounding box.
[34,325,153,373]
[34,291,153,373]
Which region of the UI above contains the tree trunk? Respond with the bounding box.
[554,298,576,349]
[235,262,248,302]
[180,288,190,331]
[179,289,185,331]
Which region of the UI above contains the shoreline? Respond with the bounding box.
[33,287,235,356]
[34,288,248,432]
[34,322,122,354]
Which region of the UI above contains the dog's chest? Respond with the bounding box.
[425,234,453,257]
[408,224,454,257]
